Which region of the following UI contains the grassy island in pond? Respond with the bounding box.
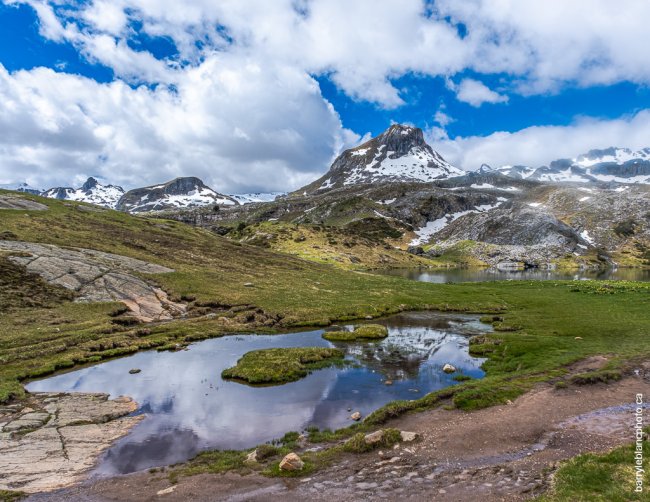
[322,324,388,341]
[221,347,344,384]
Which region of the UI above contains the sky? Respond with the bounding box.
[2,1,650,193]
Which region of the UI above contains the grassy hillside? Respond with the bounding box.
[1,192,650,412]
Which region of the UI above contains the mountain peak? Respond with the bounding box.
[116,176,237,212]
[81,177,99,191]
[297,124,463,194]
[42,178,124,208]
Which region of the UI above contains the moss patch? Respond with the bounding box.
[0,491,25,502]
[221,347,344,384]
[540,440,650,501]
[343,428,402,453]
[322,324,388,341]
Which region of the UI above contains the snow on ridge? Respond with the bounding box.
[580,230,595,245]
[42,179,124,208]
[573,147,650,167]
[229,192,285,204]
[344,145,463,186]
[410,201,503,246]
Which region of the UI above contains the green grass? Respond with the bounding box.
[0,491,25,502]
[540,441,650,501]
[343,428,402,453]
[322,324,388,341]
[221,347,344,384]
[1,192,650,416]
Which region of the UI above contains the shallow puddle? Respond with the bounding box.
[26,311,489,475]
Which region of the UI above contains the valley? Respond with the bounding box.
[1,183,649,500]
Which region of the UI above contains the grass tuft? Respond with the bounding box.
[221,347,344,384]
[322,324,388,341]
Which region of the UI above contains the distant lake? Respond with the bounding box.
[376,267,650,283]
[26,312,490,475]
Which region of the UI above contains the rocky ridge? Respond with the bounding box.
[42,177,124,209]
[299,124,464,195]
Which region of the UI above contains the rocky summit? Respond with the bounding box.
[115,176,238,212]
[42,177,125,209]
[299,124,464,194]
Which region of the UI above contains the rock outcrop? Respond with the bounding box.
[0,392,142,493]
[0,241,185,322]
[0,194,48,211]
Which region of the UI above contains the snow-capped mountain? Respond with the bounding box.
[0,182,42,195]
[42,177,125,208]
[115,177,238,213]
[229,192,285,204]
[299,124,464,194]
[486,147,650,184]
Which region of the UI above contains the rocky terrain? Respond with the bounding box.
[156,125,650,270]
[0,240,185,322]
[0,392,141,493]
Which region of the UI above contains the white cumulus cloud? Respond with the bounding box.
[430,110,650,171]
[454,78,508,107]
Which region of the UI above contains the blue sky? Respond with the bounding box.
[2,0,650,192]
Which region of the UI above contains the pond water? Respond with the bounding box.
[377,267,650,284]
[26,312,489,475]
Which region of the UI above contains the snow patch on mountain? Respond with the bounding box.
[116,177,237,213]
[301,124,464,194]
[42,177,124,208]
[229,192,285,204]
[487,147,650,184]
[410,201,503,246]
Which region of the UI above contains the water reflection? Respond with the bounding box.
[26,312,488,475]
[377,267,650,283]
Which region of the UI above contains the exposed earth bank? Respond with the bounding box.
[22,364,650,501]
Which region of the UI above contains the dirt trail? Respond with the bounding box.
[24,364,650,502]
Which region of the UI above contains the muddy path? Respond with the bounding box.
[24,360,650,501]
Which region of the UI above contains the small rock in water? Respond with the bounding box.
[351,411,362,421]
[347,407,352,412]
[442,363,456,374]
[279,452,304,471]
[129,368,141,374]
[384,380,393,386]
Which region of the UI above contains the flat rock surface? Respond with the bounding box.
[0,241,185,322]
[0,195,48,211]
[0,392,142,494]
